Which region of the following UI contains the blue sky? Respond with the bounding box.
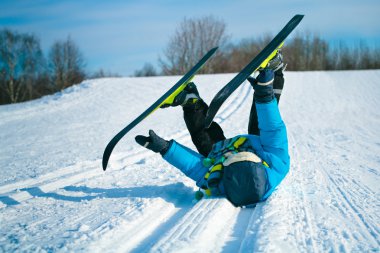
[1,0,380,76]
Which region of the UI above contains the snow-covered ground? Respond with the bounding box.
[0,70,379,252]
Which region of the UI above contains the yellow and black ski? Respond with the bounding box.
[102,47,218,171]
[204,15,304,128]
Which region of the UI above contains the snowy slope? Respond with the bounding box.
[0,70,379,252]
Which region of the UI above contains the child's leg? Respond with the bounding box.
[273,69,284,103]
[248,69,284,135]
[248,98,260,135]
[183,100,226,157]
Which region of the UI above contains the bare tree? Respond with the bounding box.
[311,35,329,70]
[160,16,230,75]
[0,29,22,103]
[21,34,47,100]
[49,37,85,90]
[0,29,45,104]
[335,42,358,70]
[223,35,272,73]
[89,69,121,79]
[134,63,158,77]
[283,32,331,71]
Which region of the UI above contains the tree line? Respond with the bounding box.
[135,16,380,76]
[0,29,118,105]
[2,16,380,104]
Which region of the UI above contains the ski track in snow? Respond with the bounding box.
[1,71,379,252]
[291,131,380,251]
[0,76,250,209]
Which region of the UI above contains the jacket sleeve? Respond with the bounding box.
[163,140,209,187]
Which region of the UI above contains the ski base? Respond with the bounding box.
[102,47,218,171]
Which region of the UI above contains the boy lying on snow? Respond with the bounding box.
[135,51,289,207]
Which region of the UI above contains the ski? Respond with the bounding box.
[102,47,218,171]
[204,14,304,128]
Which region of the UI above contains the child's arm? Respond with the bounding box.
[163,141,208,186]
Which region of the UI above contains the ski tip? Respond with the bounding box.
[290,14,304,27]
[102,152,109,171]
[210,47,219,53]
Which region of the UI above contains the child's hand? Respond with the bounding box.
[135,130,170,155]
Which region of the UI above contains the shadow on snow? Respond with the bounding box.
[0,183,195,208]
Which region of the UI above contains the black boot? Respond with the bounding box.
[161,82,200,108]
[248,69,275,104]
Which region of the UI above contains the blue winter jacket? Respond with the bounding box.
[163,98,290,201]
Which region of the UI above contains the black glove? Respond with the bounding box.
[247,69,275,103]
[135,130,170,155]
